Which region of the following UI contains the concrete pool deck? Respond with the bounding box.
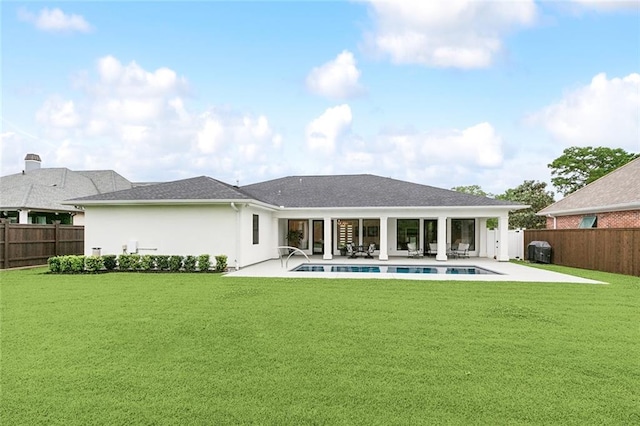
[225,256,604,284]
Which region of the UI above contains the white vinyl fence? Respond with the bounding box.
[485,229,525,260]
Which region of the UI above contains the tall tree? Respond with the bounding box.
[497,180,555,229]
[451,185,492,197]
[548,146,639,196]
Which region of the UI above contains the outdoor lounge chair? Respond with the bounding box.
[366,243,375,259]
[453,243,470,258]
[407,242,423,258]
[427,243,438,257]
[346,243,356,258]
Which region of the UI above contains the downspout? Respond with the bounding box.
[547,214,556,230]
[230,202,240,270]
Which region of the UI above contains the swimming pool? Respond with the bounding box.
[292,263,500,275]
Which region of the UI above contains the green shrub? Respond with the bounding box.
[117,254,130,270]
[102,255,117,271]
[85,256,104,273]
[155,255,170,271]
[118,254,142,271]
[183,255,197,272]
[215,255,228,273]
[48,256,62,273]
[130,254,141,270]
[140,255,156,271]
[58,255,85,273]
[197,254,211,272]
[168,255,183,272]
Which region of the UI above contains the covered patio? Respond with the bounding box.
[277,211,512,262]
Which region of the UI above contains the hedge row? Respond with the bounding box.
[48,254,228,274]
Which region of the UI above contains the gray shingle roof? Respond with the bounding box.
[538,157,640,215]
[242,174,519,208]
[0,168,133,212]
[68,174,524,209]
[69,176,252,202]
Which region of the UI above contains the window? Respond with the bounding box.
[363,219,380,250]
[252,214,259,244]
[287,220,309,249]
[397,219,419,250]
[337,219,358,248]
[578,216,597,228]
[451,219,475,251]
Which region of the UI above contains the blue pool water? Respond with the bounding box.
[292,264,499,275]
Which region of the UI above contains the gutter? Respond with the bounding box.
[547,214,557,229]
[230,202,240,271]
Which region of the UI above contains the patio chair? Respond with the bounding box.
[366,243,375,259]
[453,243,470,258]
[427,243,438,257]
[407,242,423,258]
[346,243,356,258]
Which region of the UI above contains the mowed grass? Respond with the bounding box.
[1,266,638,425]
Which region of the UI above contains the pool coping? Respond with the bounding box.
[225,256,605,284]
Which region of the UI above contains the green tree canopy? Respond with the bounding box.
[496,180,555,229]
[548,146,639,196]
[450,185,492,198]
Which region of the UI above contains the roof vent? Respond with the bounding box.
[24,153,42,172]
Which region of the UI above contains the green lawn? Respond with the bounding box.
[1,266,638,425]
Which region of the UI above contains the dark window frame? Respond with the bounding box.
[252,214,259,245]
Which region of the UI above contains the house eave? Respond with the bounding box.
[63,198,278,211]
[537,202,640,217]
[276,204,528,211]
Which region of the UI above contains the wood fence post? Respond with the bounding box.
[54,220,61,256]
[1,220,9,269]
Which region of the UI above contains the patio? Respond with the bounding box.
[225,255,604,284]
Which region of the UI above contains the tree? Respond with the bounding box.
[496,180,555,229]
[548,146,639,196]
[451,185,493,197]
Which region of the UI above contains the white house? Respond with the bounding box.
[67,174,527,267]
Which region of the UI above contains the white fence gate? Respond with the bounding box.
[485,229,525,260]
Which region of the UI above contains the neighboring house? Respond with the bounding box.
[538,157,640,229]
[67,174,526,266]
[0,154,134,225]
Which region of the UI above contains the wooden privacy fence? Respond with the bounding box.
[0,221,84,269]
[524,228,640,277]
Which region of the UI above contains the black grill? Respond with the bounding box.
[527,241,552,264]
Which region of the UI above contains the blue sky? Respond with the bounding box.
[2,1,639,196]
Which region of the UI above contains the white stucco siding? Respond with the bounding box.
[236,205,278,267]
[83,204,237,258]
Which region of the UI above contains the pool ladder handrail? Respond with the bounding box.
[277,246,311,269]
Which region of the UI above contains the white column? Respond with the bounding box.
[436,216,447,261]
[478,218,487,258]
[323,217,332,260]
[498,214,509,261]
[359,218,363,246]
[18,209,29,224]
[379,216,388,260]
[272,217,279,259]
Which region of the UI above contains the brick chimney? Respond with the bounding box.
[24,153,42,172]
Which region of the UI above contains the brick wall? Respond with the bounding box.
[546,210,640,229]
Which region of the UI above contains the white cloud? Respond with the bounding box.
[331,122,504,183]
[36,98,82,129]
[21,56,283,184]
[306,51,364,99]
[568,0,640,11]
[18,7,93,33]
[529,73,640,151]
[361,0,537,68]
[306,105,353,154]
